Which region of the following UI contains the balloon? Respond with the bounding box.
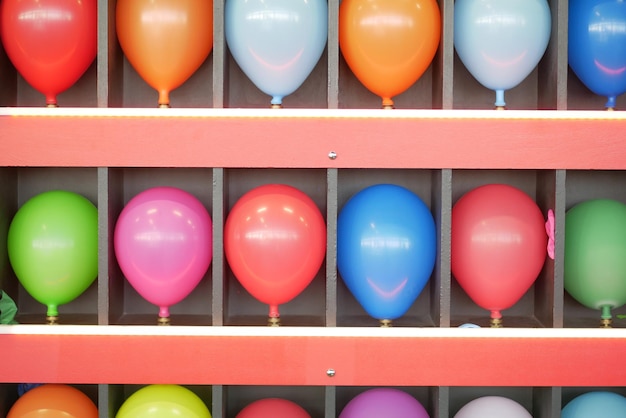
[454,396,531,418]
[337,184,436,323]
[569,0,626,109]
[562,391,626,418]
[339,0,441,109]
[7,190,98,321]
[451,184,547,325]
[114,187,212,322]
[224,184,326,321]
[8,384,98,418]
[116,384,211,418]
[236,398,310,418]
[0,0,97,106]
[564,199,626,323]
[116,0,214,107]
[339,388,430,418]
[225,0,328,107]
[454,0,551,108]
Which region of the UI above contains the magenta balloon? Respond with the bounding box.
[339,388,430,418]
[114,187,212,319]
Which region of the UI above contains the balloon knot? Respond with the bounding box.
[545,209,555,260]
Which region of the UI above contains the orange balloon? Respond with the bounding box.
[8,384,98,418]
[339,0,441,108]
[116,0,213,106]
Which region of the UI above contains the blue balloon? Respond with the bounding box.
[337,184,437,321]
[562,392,626,418]
[454,0,551,107]
[225,0,328,106]
[569,0,626,109]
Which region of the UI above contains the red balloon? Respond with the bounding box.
[236,398,311,418]
[0,0,97,106]
[451,184,547,321]
[224,184,326,319]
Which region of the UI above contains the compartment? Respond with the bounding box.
[225,386,324,418]
[450,0,561,110]
[563,170,626,328]
[1,167,99,325]
[222,168,328,326]
[106,167,214,325]
[449,170,558,328]
[335,169,445,327]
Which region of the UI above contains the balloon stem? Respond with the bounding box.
[605,96,617,109]
[379,319,392,327]
[494,89,506,108]
[381,98,394,109]
[270,96,283,108]
[46,316,59,325]
[46,95,58,107]
[268,304,280,326]
[158,90,170,107]
[158,307,170,325]
[490,310,503,328]
[600,305,612,328]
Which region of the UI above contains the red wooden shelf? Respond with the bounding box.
[1,326,625,387]
[2,108,625,169]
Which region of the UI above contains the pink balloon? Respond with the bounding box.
[339,388,430,418]
[114,187,212,320]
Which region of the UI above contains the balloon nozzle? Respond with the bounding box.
[495,105,506,111]
[46,103,58,108]
[46,315,59,325]
[606,107,615,112]
[158,103,170,109]
[382,104,394,110]
[158,316,170,326]
[490,317,502,328]
[270,103,283,109]
[600,318,612,328]
[268,316,281,327]
[379,319,392,327]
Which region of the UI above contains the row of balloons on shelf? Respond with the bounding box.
[7,182,626,327]
[1,0,625,109]
[7,384,626,418]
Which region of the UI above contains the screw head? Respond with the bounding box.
[328,151,337,160]
[326,368,336,377]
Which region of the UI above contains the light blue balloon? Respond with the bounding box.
[569,0,626,109]
[562,392,626,418]
[454,0,551,107]
[337,184,437,322]
[225,0,328,106]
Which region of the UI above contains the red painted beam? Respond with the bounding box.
[2,327,625,386]
[1,109,625,169]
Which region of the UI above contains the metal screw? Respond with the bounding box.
[326,368,336,377]
[328,151,337,160]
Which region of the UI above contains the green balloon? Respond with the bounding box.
[7,190,98,318]
[116,385,211,418]
[565,199,626,318]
